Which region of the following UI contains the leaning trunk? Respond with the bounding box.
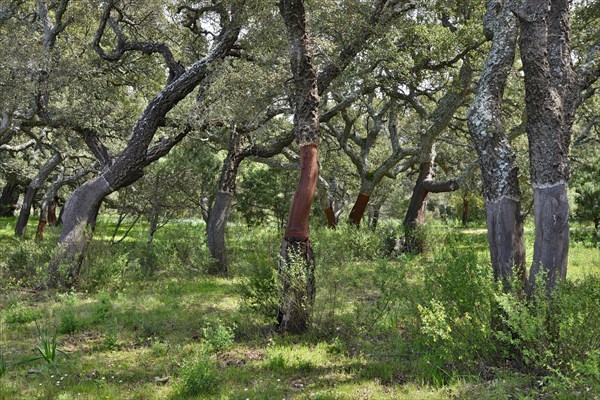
[468,0,526,286]
[15,187,37,237]
[15,154,61,237]
[348,179,375,226]
[348,193,371,226]
[47,177,111,288]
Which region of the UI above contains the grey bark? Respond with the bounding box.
[468,0,526,284]
[15,153,62,237]
[518,0,591,293]
[47,5,242,287]
[48,176,111,287]
[206,129,245,273]
[203,0,402,269]
[36,168,91,239]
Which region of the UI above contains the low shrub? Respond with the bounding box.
[176,356,220,397]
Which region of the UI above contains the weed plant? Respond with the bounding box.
[176,356,220,397]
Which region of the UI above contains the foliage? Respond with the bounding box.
[496,275,600,381]
[2,239,52,287]
[202,320,236,353]
[4,303,42,324]
[571,161,600,237]
[176,356,221,397]
[32,322,66,368]
[237,166,294,227]
[0,351,5,378]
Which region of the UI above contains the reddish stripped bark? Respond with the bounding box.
[348,193,371,226]
[284,145,319,240]
[48,197,58,226]
[323,207,336,228]
[36,220,47,241]
[277,0,320,334]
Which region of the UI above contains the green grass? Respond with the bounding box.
[0,216,598,399]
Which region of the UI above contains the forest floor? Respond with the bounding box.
[0,216,599,399]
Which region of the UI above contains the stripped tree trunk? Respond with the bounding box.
[468,0,526,286]
[207,129,245,273]
[317,176,337,228]
[348,180,375,226]
[15,154,61,237]
[277,0,320,334]
[518,0,584,294]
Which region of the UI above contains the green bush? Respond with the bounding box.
[496,274,600,381]
[4,304,42,324]
[176,356,220,397]
[90,292,113,323]
[202,320,235,353]
[3,239,52,286]
[238,253,280,323]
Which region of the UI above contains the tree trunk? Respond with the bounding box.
[48,197,58,225]
[46,16,241,287]
[207,191,234,272]
[15,187,37,237]
[317,176,336,228]
[370,207,380,230]
[348,193,371,226]
[278,145,319,333]
[277,0,320,334]
[403,153,459,253]
[528,184,569,291]
[15,154,62,237]
[461,196,469,226]
[47,176,111,287]
[0,177,20,217]
[206,130,245,274]
[348,179,376,226]
[519,0,578,294]
[468,0,526,286]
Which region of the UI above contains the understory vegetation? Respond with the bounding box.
[1,217,598,399]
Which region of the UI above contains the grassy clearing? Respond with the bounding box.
[0,217,599,399]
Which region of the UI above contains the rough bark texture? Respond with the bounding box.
[15,154,62,237]
[519,0,579,294]
[278,0,320,334]
[47,9,242,287]
[468,0,526,284]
